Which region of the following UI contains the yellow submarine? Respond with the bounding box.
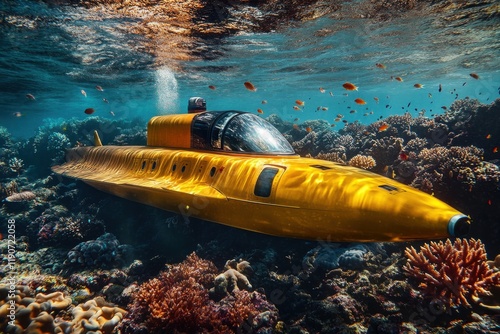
[52,110,470,242]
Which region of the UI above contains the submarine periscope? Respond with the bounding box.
[51,110,471,242]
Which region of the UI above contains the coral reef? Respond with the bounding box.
[65,233,133,269]
[348,154,376,170]
[0,285,126,333]
[403,238,500,307]
[3,190,36,203]
[120,253,277,334]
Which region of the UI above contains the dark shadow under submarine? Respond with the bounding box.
[52,110,471,242]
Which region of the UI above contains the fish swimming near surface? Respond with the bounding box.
[208,85,216,90]
[3,191,36,202]
[95,85,104,92]
[342,82,358,91]
[244,81,257,92]
[84,108,96,115]
[26,93,36,100]
[469,73,480,80]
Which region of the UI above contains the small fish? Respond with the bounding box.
[293,106,301,111]
[399,152,409,161]
[462,82,467,86]
[84,107,95,115]
[319,87,325,93]
[329,91,333,96]
[257,108,264,114]
[295,100,305,106]
[354,98,366,105]
[321,107,328,111]
[407,102,411,107]
[375,63,386,69]
[488,199,492,205]
[293,124,300,130]
[385,104,390,108]
[349,110,356,114]
[81,89,87,97]
[293,118,299,121]
[336,114,343,118]
[261,100,267,104]
[414,83,424,89]
[363,113,369,116]
[378,123,389,132]
[374,97,379,103]
[12,112,22,117]
[109,111,115,116]
[95,85,104,91]
[342,119,348,123]
[244,81,257,92]
[395,77,403,82]
[486,134,491,139]
[26,93,36,100]
[428,93,433,98]
[334,117,341,122]
[441,106,448,110]
[208,85,216,90]
[494,147,499,153]
[438,84,442,92]
[306,127,312,133]
[103,98,109,103]
[469,73,480,80]
[342,82,358,91]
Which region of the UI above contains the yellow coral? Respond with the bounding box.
[348,154,376,170]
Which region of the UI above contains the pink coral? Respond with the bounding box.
[403,238,500,307]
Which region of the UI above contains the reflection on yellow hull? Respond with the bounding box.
[51,112,470,242]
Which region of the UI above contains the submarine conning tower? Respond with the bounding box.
[147,110,296,154]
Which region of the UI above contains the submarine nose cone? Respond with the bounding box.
[448,214,471,237]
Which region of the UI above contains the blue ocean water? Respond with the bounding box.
[1,1,499,139]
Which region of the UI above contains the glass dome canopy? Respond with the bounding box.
[191,111,295,155]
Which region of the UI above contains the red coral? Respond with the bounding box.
[403,238,500,307]
[120,253,277,334]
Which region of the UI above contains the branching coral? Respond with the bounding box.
[121,253,277,334]
[403,238,500,308]
[348,154,376,170]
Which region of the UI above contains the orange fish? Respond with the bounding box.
[306,127,312,133]
[375,63,386,69]
[84,108,95,115]
[469,73,480,80]
[244,81,257,92]
[257,108,264,114]
[95,85,104,92]
[414,83,424,89]
[378,123,389,132]
[395,77,403,82]
[319,87,325,93]
[293,106,301,111]
[494,147,499,153]
[295,100,305,106]
[342,82,358,91]
[26,93,36,100]
[208,85,216,90]
[486,134,491,139]
[354,98,366,105]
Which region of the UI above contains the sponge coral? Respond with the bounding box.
[121,253,277,333]
[403,238,500,307]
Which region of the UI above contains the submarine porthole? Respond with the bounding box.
[181,165,186,173]
[151,161,157,170]
[141,161,146,170]
[172,164,177,171]
[210,167,216,177]
[255,167,279,197]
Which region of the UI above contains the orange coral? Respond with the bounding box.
[403,238,500,307]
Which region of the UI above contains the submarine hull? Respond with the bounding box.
[52,145,469,242]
